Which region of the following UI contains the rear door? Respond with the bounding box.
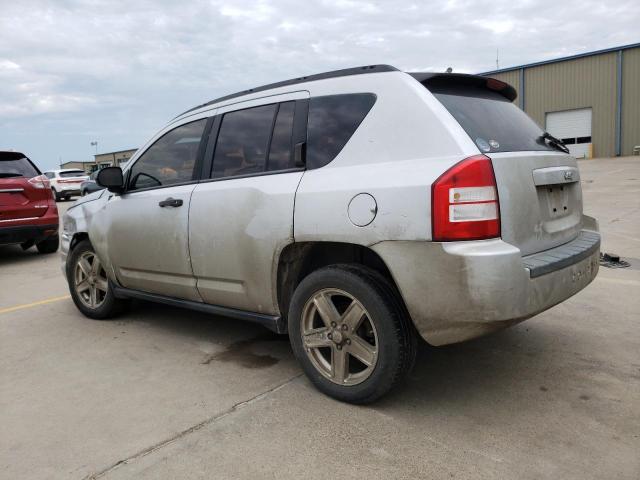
[0,153,50,223]
[427,78,583,255]
[189,93,308,314]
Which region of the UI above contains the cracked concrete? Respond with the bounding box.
[1,157,639,479]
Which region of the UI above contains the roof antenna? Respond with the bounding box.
[446,67,453,73]
[496,48,499,69]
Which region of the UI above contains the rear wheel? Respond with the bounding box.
[36,234,59,254]
[51,187,61,201]
[288,265,416,404]
[66,239,128,319]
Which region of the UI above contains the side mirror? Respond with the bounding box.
[96,167,124,193]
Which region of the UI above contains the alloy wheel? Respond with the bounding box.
[301,288,378,386]
[74,251,108,309]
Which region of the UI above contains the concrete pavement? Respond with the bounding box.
[1,158,639,479]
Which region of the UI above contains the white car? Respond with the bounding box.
[61,65,599,403]
[43,169,89,201]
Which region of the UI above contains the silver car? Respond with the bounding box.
[61,66,599,403]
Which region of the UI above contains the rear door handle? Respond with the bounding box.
[158,197,183,208]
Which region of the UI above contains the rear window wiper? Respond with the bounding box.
[539,132,570,154]
[0,173,23,178]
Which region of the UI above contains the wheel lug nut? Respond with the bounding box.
[346,339,351,345]
[336,344,342,350]
[331,322,337,328]
[327,333,332,339]
[341,324,348,331]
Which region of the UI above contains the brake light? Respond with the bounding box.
[431,155,500,241]
[28,175,50,189]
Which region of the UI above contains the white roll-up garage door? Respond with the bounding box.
[545,108,592,158]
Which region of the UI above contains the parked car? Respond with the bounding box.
[80,171,103,196]
[43,169,89,201]
[1,151,59,253]
[61,66,600,403]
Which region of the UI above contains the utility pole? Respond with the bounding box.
[496,48,499,69]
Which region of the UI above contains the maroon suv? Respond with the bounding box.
[0,151,59,254]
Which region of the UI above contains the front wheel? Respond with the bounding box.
[288,265,416,404]
[66,239,128,319]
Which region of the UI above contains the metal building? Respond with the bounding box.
[93,149,137,170]
[481,43,640,158]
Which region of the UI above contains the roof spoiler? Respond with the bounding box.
[408,72,517,102]
[0,151,28,161]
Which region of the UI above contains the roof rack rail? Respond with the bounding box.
[176,64,398,118]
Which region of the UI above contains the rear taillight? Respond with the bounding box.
[28,175,50,189]
[431,154,500,241]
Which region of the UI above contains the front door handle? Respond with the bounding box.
[158,197,183,208]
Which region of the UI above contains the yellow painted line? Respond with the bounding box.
[0,294,70,315]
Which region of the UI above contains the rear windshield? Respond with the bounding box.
[431,85,555,154]
[59,170,86,178]
[0,156,39,178]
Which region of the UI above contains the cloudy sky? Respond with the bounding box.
[1,0,637,170]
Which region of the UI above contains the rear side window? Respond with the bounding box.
[59,170,86,178]
[431,85,554,153]
[129,118,207,191]
[267,102,295,171]
[0,155,39,178]
[212,101,297,179]
[213,104,277,178]
[306,94,376,169]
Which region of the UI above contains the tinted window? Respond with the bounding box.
[267,102,295,171]
[0,156,39,178]
[44,172,55,179]
[432,85,554,153]
[306,94,376,169]
[59,170,86,178]
[213,104,278,179]
[129,119,207,190]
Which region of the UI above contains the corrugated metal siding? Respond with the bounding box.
[486,70,521,103]
[523,53,618,157]
[622,48,640,156]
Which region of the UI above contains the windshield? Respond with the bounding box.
[432,85,555,154]
[60,170,86,178]
[0,156,40,178]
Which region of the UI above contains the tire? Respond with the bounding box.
[66,239,128,320]
[288,264,416,404]
[36,234,59,254]
[51,187,61,201]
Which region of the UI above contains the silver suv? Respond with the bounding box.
[61,65,600,403]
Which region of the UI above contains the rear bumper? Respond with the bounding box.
[0,223,59,245]
[56,186,81,194]
[372,219,600,346]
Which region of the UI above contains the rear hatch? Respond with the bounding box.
[58,169,88,187]
[0,152,51,222]
[421,74,583,255]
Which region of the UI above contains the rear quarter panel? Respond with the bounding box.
[294,72,478,245]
